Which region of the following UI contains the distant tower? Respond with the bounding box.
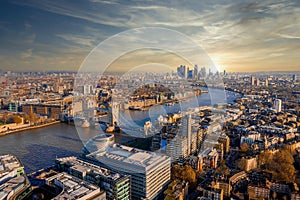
[194,65,198,79]
[188,114,192,154]
[188,69,193,79]
[265,78,268,87]
[274,99,282,112]
[256,78,260,86]
[200,67,206,78]
[177,65,184,78]
[251,76,255,86]
[83,85,92,95]
[292,74,297,82]
[183,114,192,155]
[177,65,189,79]
[184,66,189,79]
[209,68,212,76]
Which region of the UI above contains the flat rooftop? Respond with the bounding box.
[91,144,170,168]
[56,157,123,181]
[0,154,22,177]
[46,172,103,200]
[0,175,27,199]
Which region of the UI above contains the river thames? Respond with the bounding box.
[0,89,239,173]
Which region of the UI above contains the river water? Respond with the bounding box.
[0,89,239,173]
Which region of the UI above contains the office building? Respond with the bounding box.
[87,144,171,200]
[45,172,106,200]
[181,114,192,155]
[251,76,255,86]
[165,135,189,161]
[0,155,25,185]
[56,156,130,200]
[274,99,282,112]
[188,70,193,79]
[256,78,260,86]
[194,65,199,79]
[292,74,297,82]
[200,67,206,78]
[151,133,161,151]
[177,65,189,79]
[217,134,230,154]
[0,155,31,200]
[83,85,93,95]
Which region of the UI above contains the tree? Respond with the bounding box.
[264,149,296,182]
[240,143,249,153]
[13,116,23,124]
[22,114,30,123]
[259,151,272,166]
[2,113,9,124]
[29,112,38,125]
[237,158,246,171]
[172,164,197,189]
[216,160,230,177]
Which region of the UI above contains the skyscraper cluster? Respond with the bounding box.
[177,65,207,79]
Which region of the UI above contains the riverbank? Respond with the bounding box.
[0,121,61,137]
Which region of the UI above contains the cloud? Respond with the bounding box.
[56,34,96,47]
[12,0,131,27]
[24,22,32,29]
[277,34,300,39]
[2,0,299,71]
[88,0,120,5]
[20,48,33,59]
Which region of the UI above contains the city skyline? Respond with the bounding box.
[0,53,299,199]
[0,0,299,72]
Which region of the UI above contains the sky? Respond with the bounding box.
[0,0,299,72]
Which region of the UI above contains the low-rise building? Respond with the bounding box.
[0,155,31,200]
[0,175,31,200]
[247,184,270,200]
[198,148,219,171]
[56,156,130,200]
[22,103,63,119]
[229,171,247,186]
[164,179,188,200]
[212,181,231,197]
[0,154,25,185]
[198,186,223,200]
[45,172,106,200]
[239,156,258,172]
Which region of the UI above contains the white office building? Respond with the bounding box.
[87,144,171,200]
[165,135,189,161]
[274,99,282,112]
